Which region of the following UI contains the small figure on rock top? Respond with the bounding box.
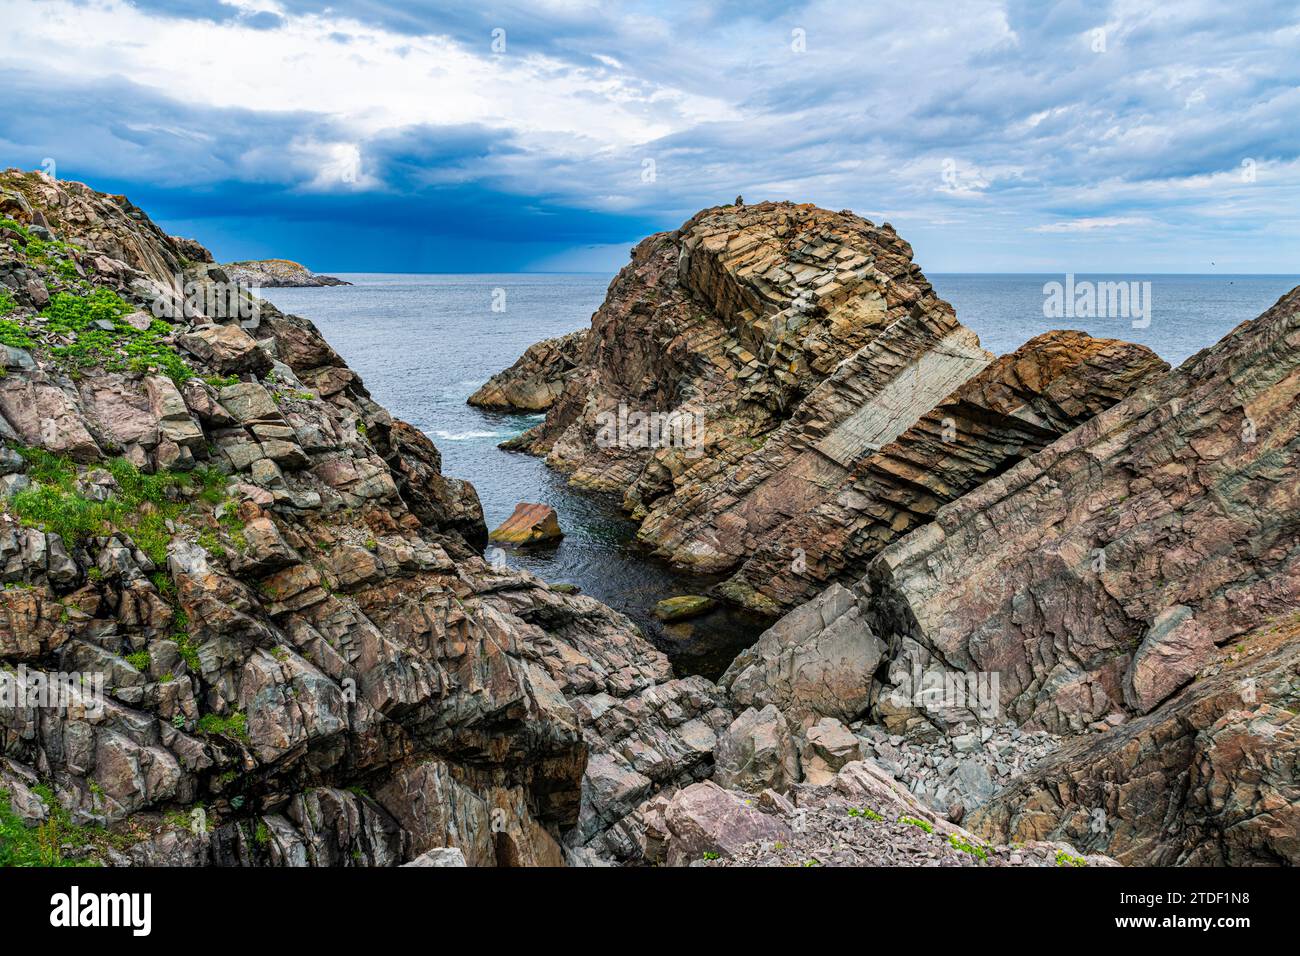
[734,195,744,206]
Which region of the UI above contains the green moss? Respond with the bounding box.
[196,528,226,559]
[197,711,249,742]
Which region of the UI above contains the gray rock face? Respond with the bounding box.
[799,717,861,785]
[403,847,468,867]
[720,583,884,728]
[714,705,800,794]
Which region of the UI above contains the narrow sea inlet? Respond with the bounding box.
[259,271,1300,678]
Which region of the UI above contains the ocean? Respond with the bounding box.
[258,272,1300,677]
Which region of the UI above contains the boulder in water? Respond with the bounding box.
[489,502,564,545]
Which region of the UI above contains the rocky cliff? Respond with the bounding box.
[865,285,1300,734]
[0,169,712,866]
[723,283,1300,865]
[487,202,1165,614]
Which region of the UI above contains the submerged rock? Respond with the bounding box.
[653,594,714,621]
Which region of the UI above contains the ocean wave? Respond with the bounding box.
[433,429,503,441]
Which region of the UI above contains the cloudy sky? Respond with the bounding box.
[0,0,1296,273]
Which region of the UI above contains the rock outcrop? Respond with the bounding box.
[865,285,1300,735]
[0,170,713,867]
[221,259,350,288]
[970,613,1300,866]
[727,283,1300,865]
[487,202,1164,614]
[468,329,587,412]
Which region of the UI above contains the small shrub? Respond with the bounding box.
[949,833,989,860]
[848,807,883,821]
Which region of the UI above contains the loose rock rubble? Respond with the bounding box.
[854,722,1060,819]
[667,762,1113,868]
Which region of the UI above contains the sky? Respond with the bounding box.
[0,0,1296,273]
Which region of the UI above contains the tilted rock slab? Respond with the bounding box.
[495,201,1162,614]
[865,285,1300,734]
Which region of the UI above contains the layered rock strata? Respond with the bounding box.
[865,285,1300,734]
[489,202,1164,614]
[468,329,587,412]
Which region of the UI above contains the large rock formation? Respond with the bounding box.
[489,202,1165,614]
[468,329,587,412]
[970,613,1300,866]
[0,170,716,867]
[865,285,1300,735]
[706,282,1300,866]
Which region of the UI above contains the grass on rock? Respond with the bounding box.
[8,446,227,566]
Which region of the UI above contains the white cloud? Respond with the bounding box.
[1031,216,1154,233]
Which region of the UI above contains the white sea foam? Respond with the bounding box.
[434,429,501,441]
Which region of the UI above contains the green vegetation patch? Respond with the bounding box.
[38,289,194,384]
[847,806,883,821]
[948,833,989,861]
[197,711,249,742]
[8,448,228,566]
[1055,849,1088,867]
[0,785,104,867]
[899,815,934,834]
